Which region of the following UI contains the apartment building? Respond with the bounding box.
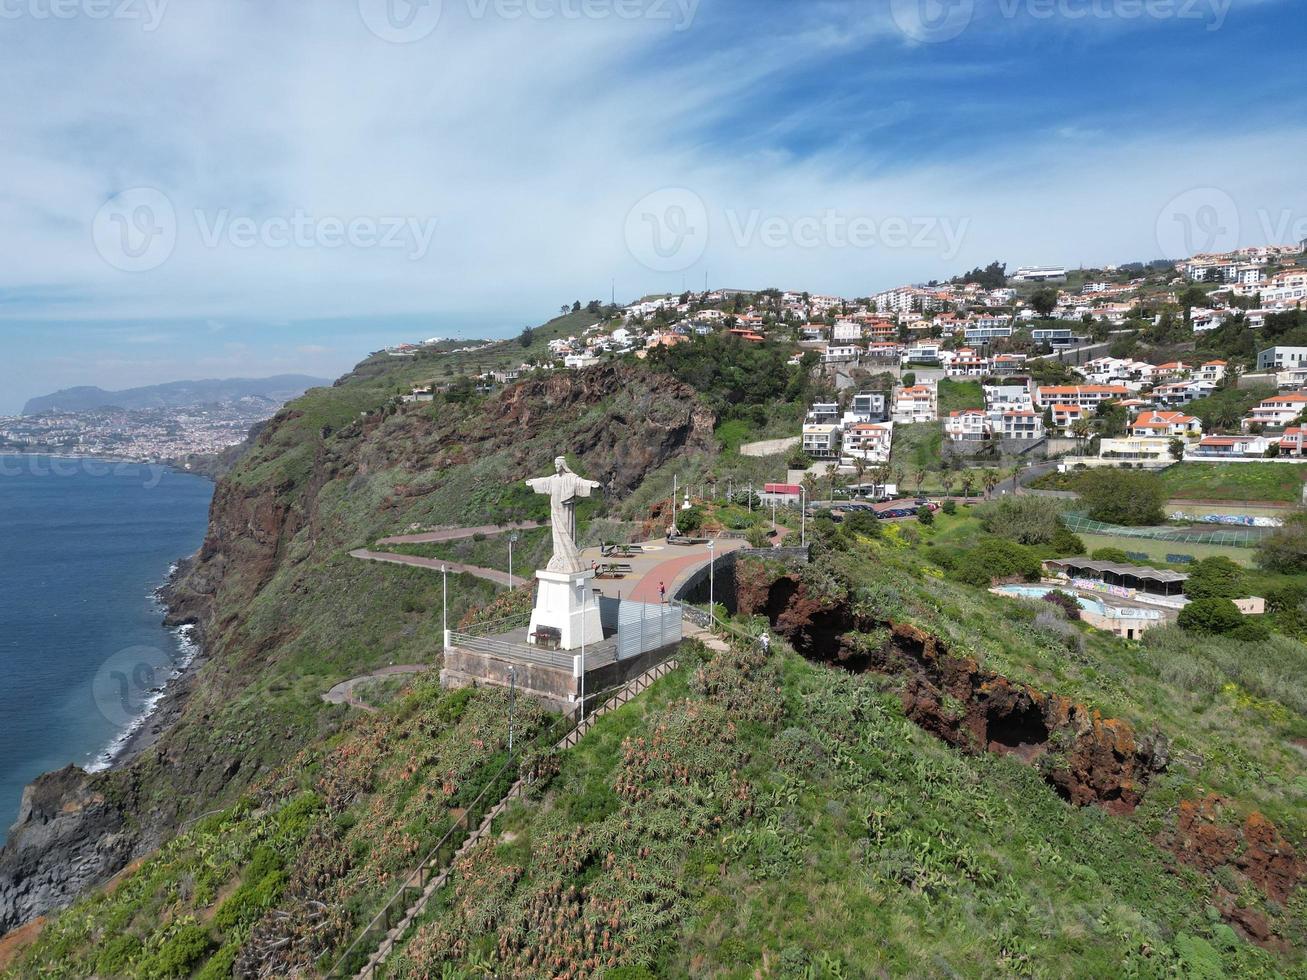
[1129,410,1203,439]
[1245,392,1307,430]
[1034,385,1130,409]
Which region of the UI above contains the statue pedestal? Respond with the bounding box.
[528,569,603,651]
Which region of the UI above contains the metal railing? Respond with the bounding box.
[327,655,685,978]
[326,710,578,979]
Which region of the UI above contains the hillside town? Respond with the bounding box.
[0,402,279,464]
[388,243,1307,489]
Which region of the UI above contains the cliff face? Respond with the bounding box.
[0,360,716,933]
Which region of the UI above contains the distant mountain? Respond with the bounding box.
[21,376,330,416]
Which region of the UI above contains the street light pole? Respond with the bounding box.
[800,486,807,548]
[507,666,517,756]
[708,539,715,623]
[508,531,519,591]
[579,581,587,721]
[441,564,448,651]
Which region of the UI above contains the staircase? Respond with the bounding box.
[337,657,681,979]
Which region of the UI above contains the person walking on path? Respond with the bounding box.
[659,581,667,604]
[760,631,771,655]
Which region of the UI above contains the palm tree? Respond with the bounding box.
[1071,418,1092,451]
[982,469,999,499]
[941,473,956,498]
[1008,462,1023,496]
[914,467,928,496]
[890,465,905,495]
[960,472,976,499]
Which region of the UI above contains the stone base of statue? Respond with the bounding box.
[528,569,604,651]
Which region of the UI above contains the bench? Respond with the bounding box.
[530,627,562,650]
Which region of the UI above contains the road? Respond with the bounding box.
[375,520,544,547]
[349,549,529,588]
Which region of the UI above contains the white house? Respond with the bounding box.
[802,424,841,459]
[892,383,938,423]
[945,409,989,443]
[1245,392,1307,430]
[1130,410,1203,439]
[843,423,893,463]
[1257,347,1307,372]
[997,410,1044,441]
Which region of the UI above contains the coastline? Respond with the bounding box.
[93,565,207,774]
[0,450,218,482]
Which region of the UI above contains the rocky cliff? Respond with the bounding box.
[0,359,716,934]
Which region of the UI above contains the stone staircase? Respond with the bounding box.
[344,656,682,979]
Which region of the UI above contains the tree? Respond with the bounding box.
[1030,288,1059,318]
[940,472,956,498]
[1073,469,1166,526]
[1168,438,1186,462]
[1184,557,1246,601]
[960,472,976,499]
[914,468,928,495]
[901,371,916,387]
[572,300,581,312]
[1178,597,1245,636]
[982,469,999,499]
[560,304,570,315]
[1070,418,1092,450]
[917,506,935,525]
[1256,511,1307,573]
[519,326,535,348]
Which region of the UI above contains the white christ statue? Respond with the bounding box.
[527,457,601,573]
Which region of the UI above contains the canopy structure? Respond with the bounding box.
[1044,558,1188,597]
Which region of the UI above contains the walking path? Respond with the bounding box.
[375,520,544,547]
[322,665,433,713]
[350,549,528,589]
[579,536,747,605]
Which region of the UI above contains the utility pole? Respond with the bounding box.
[441,564,448,651]
[507,666,517,755]
[508,531,519,591]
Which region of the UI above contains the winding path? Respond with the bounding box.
[349,549,529,589]
[322,665,433,713]
[375,521,544,547]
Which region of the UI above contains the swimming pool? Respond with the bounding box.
[996,584,1109,616]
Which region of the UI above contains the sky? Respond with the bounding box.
[1,0,1305,413]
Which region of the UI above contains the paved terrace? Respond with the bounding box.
[578,535,748,603]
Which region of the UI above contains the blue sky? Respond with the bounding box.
[1,0,1305,412]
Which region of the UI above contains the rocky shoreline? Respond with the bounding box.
[0,557,208,937]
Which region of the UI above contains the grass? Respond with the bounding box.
[1159,462,1306,504]
[936,378,985,416]
[1079,532,1258,567]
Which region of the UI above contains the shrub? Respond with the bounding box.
[844,510,882,537]
[916,506,935,526]
[941,499,957,515]
[1091,547,1130,563]
[1073,470,1166,526]
[1184,556,1246,601]
[143,922,214,978]
[976,496,1065,545]
[1230,620,1271,643]
[1178,598,1245,636]
[1256,511,1307,573]
[950,539,1041,586]
[1042,589,1081,621]
[1050,527,1085,556]
[95,933,143,976]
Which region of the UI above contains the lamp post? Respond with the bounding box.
[441,564,448,651]
[578,577,588,721]
[707,539,715,624]
[508,531,519,591]
[800,485,807,548]
[507,666,517,756]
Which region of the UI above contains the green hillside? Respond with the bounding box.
[2,334,1305,978]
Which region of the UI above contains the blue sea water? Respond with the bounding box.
[0,455,213,842]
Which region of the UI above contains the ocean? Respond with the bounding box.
[0,455,213,842]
